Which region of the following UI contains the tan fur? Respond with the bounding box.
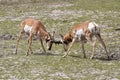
[61,21,109,60]
[15,18,53,56]
[64,21,91,41]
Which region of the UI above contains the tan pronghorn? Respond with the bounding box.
[15,18,56,56]
[60,21,109,60]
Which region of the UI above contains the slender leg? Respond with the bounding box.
[62,38,76,57]
[40,38,46,53]
[86,36,96,59]
[90,41,96,59]
[81,41,86,58]
[29,46,33,54]
[27,33,33,56]
[15,31,23,55]
[27,37,33,54]
[29,42,33,54]
[95,34,109,60]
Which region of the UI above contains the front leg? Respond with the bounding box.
[62,38,76,57]
[81,41,86,58]
[27,33,33,56]
[39,38,46,54]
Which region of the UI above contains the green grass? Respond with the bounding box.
[67,0,120,11]
[0,55,120,79]
[0,0,120,79]
[0,20,20,34]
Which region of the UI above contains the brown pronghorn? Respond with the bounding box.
[15,18,56,56]
[60,21,109,60]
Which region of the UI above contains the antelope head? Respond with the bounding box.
[46,31,55,50]
[46,31,62,50]
[60,33,72,51]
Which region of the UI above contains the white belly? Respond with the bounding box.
[24,25,32,33]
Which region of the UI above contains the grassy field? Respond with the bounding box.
[0,0,120,80]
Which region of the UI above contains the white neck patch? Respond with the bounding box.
[24,24,32,33]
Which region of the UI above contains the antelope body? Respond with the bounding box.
[60,21,109,60]
[15,18,54,56]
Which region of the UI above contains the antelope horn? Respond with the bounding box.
[49,31,62,44]
[47,32,53,50]
[47,32,62,50]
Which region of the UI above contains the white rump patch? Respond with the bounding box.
[74,29,84,41]
[88,22,95,33]
[88,22,100,34]
[24,25,32,33]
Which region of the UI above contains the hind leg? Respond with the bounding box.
[90,41,96,59]
[86,35,96,59]
[95,34,109,60]
[15,31,24,55]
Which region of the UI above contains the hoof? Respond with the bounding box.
[90,56,94,60]
[15,52,17,55]
[62,55,67,58]
[26,52,29,56]
[15,50,17,55]
[31,52,33,54]
[107,56,110,61]
[83,56,87,58]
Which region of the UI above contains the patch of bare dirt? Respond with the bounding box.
[0,34,37,40]
[0,34,17,40]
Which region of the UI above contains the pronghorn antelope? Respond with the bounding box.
[15,18,56,56]
[60,21,109,60]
